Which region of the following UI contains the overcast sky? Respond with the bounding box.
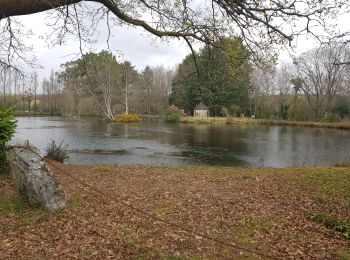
[17,8,349,82]
[19,11,192,81]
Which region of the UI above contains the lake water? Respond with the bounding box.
[12,116,350,167]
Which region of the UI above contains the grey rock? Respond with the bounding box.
[7,145,67,213]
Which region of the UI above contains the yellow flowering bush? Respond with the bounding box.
[114,114,142,122]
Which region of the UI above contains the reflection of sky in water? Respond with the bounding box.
[12,117,350,167]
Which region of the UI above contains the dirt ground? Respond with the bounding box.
[1,162,349,259]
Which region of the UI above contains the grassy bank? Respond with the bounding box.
[181,116,350,129]
[1,164,349,259]
[14,112,62,117]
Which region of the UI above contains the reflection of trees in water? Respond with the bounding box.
[180,149,249,167]
[62,119,350,167]
[15,117,350,167]
[171,124,250,150]
[123,123,129,138]
[166,124,252,166]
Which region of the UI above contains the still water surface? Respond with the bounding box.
[13,116,350,167]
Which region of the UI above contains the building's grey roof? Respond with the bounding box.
[194,102,208,110]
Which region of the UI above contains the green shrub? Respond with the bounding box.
[164,113,180,123]
[164,106,181,123]
[322,112,338,123]
[0,108,17,175]
[45,140,70,162]
[114,114,142,122]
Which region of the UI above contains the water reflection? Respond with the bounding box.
[12,117,350,167]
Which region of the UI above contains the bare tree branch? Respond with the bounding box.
[0,0,350,69]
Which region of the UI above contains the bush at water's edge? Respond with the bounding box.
[114,114,142,122]
[163,106,181,123]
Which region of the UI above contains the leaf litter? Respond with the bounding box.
[1,163,349,259]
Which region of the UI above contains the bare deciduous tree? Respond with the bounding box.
[293,44,348,119]
[31,71,38,112]
[90,58,119,119]
[1,0,350,69]
[0,67,9,106]
[249,65,276,116]
[275,63,293,119]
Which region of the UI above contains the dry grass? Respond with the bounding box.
[1,164,349,259]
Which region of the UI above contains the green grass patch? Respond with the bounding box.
[232,215,273,246]
[337,250,350,260]
[301,169,350,203]
[310,213,350,240]
[121,228,148,257]
[32,210,49,224]
[68,196,84,208]
[0,193,27,215]
[153,253,184,260]
[8,209,49,230]
[122,228,187,260]
[153,202,179,214]
[0,192,49,232]
[307,169,350,189]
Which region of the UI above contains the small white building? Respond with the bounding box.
[194,103,209,117]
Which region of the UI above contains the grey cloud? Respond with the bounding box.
[18,12,191,80]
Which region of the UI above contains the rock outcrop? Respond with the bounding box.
[7,144,67,213]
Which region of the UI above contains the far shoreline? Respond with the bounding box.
[14,113,350,130]
[180,116,350,130]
